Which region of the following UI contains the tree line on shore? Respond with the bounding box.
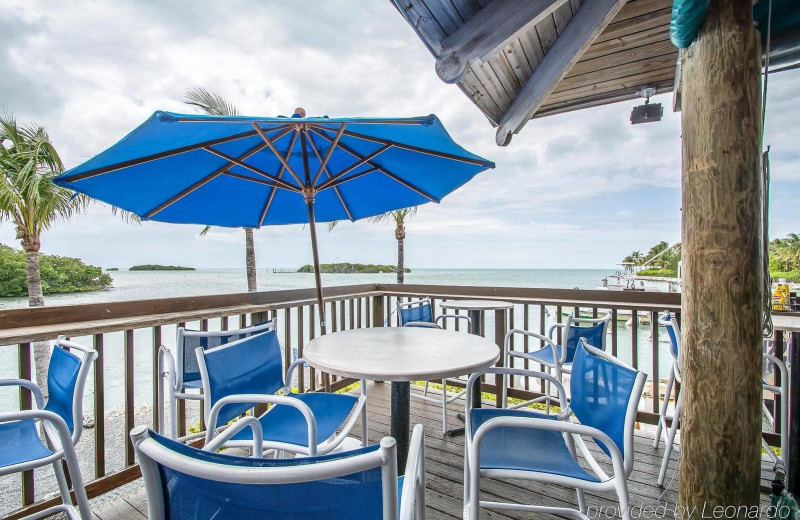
[623,236,800,281]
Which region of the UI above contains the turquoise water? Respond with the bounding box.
[0,269,672,414]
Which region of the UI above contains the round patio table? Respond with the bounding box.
[304,327,499,471]
[440,299,514,336]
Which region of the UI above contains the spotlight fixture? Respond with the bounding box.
[630,87,663,125]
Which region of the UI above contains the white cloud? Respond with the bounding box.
[1,0,798,270]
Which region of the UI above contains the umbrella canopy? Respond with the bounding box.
[54,110,495,332]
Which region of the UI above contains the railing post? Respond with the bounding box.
[494,308,507,408]
[372,295,385,327]
[18,342,34,506]
[151,326,160,434]
[94,334,106,477]
[124,329,135,465]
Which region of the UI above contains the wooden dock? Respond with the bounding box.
[88,382,776,520]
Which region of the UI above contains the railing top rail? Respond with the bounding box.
[0,285,381,345]
[377,284,682,310]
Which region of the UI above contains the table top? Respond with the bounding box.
[772,314,800,332]
[303,327,500,382]
[439,299,514,311]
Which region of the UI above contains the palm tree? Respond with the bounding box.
[331,208,417,284]
[184,88,257,292]
[0,114,89,390]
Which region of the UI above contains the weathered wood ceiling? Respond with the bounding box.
[391,0,677,145]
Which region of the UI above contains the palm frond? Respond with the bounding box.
[111,206,142,224]
[184,87,240,117]
[199,225,211,236]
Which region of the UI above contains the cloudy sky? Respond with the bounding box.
[2,1,798,270]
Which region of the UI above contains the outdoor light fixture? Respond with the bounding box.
[630,86,663,125]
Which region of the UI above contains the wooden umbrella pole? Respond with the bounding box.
[306,196,326,335]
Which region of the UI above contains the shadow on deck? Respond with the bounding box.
[91,382,774,520]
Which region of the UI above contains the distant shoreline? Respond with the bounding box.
[129,264,195,271]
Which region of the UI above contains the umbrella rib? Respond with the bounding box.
[258,131,299,227]
[307,133,355,221]
[315,126,494,167]
[59,127,291,183]
[311,123,346,187]
[315,144,392,192]
[144,141,270,219]
[309,128,439,203]
[251,123,305,188]
[202,146,300,193]
[321,167,379,190]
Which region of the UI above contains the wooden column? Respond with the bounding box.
[679,0,763,513]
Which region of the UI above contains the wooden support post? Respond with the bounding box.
[372,296,385,327]
[679,0,763,512]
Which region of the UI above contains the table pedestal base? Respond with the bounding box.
[391,381,410,474]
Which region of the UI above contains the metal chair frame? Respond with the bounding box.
[196,331,368,457]
[0,338,97,520]
[502,313,611,412]
[157,319,277,438]
[653,312,789,485]
[465,340,646,520]
[397,298,473,433]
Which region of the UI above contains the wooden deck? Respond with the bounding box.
[91,382,773,520]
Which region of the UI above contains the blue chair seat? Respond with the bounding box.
[470,409,599,482]
[0,419,53,468]
[231,392,358,446]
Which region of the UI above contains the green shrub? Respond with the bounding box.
[0,244,112,297]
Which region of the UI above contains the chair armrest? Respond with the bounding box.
[434,314,472,332]
[203,416,264,457]
[547,322,565,340]
[465,367,568,434]
[157,345,179,391]
[285,357,312,392]
[504,329,560,367]
[0,379,45,409]
[402,321,440,328]
[400,424,425,520]
[206,394,318,454]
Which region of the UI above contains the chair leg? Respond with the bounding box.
[614,474,632,520]
[576,488,587,514]
[441,379,448,434]
[61,443,92,520]
[545,366,552,415]
[169,390,178,440]
[653,370,675,449]
[51,457,73,509]
[361,380,368,447]
[658,393,681,486]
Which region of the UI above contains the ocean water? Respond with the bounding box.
[0,268,673,415]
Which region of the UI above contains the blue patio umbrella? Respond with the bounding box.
[54,109,494,333]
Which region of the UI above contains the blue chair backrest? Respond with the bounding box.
[398,301,433,325]
[43,346,81,434]
[181,321,273,385]
[564,321,606,363]
[200,330,284,427]
[570,343,640,463]
[148,430,385,520]
[661,311,680,359]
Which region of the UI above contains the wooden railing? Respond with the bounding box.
[0,283,779,518]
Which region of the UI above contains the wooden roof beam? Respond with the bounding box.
[435,0,569,84]
[495,0,627,146]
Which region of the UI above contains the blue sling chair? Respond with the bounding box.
[195,328,368,456]
[397,298,472,433]
[0,338,97,520]
[157,319,277,439]
[502,313,611,412]
[465,339,646,520]
[653,311,789,486]
[132,422,426,520]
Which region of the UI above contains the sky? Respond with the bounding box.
[1,1,798,270]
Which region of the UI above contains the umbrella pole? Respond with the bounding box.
[306,198,327,335]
